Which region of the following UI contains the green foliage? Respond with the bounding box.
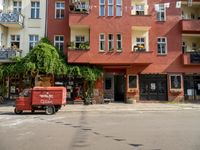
[0,37,103,83]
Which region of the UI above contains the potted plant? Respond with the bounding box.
[109,48,114,52]
[170,89,182,95]
[67,42,75,50]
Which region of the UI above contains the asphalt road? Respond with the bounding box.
[0,109,200,150]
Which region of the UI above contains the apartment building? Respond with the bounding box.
[0,0,47,99]
[0,0,47,60]
[48,0,200,103]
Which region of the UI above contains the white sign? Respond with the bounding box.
[187,89,193,96]
[198,84,200,90]
[151,83,156,90]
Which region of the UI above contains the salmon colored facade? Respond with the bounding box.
[47,0,200,103]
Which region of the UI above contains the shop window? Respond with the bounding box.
[170,75,182,89]
[128,75,137,88]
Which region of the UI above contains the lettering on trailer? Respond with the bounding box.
[40,92,54,104]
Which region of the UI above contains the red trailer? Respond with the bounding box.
[14,87,66,115]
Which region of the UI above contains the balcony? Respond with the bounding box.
[68,50,153,65]
[69,0,90,14]
[68,41,90,50]
[0,12,24,28]
[183,52,200,65]
[182,20,200,33]
[0,47,22,63]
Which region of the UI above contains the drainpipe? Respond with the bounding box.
[44,0,48,37]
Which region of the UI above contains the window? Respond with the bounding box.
[99,34,105,51]
[75,36,85,49]
[157,37,167,55]
[10,35,20,49]
[108,0,114,16]
[31,2,40,19]
[55,2,65,19]
[116,33,122,51]
[182,42,187,53]
[156,4,166,21]
[13,1,22,13]
[54,35,64,53]
[135,4,145,15]
[170,75,182,89]
[99,0,105,16]
[192,43,197,51]
[116,0,122,16]
[128,75,137,88]
[135,37,145,51]
[108,34,114,51]
[29,35,39,50]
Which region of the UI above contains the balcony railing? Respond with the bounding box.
[68,41,90,50]
[0,12,24,28]
[183,52,200,65]
[0,47,22,60]
[182,19,200,33]
[69,2,89,14]
[190,52,200,64]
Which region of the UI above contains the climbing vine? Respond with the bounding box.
[0,38,102,84]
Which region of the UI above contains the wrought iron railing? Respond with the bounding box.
[69,1,90,13]
[0,11,24,26]
[0,47,22,59]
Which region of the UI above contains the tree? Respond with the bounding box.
[0,38,102,95]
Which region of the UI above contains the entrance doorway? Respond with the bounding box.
[184,75,200,101]
[139,74,168,101]
[104,73,125,102]
[114,75,125,102]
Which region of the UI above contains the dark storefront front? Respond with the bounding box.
[184,75,200,101]
[139,74,168,101]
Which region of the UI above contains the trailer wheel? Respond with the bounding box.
[14,108,23,114]
[45,106,55,115]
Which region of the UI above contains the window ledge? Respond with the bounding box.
[131,14,151,17]
[157,53,167,56]
[28,18,41,20]
[132,51,153,53]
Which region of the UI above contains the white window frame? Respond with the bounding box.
[169,74,182,90]
[55,2,65,19]
[116,33,122,52]
[99,33,105,52]
[108,0,114,16]
[13,1,22,13]
[75,35,85,49]
[135,4,145,15]
[157,37,167,55]
[157,4,166,21]
[127,74,138,90]
[31,1,40,19]
[135,37,145,51]
[29,35,39,50]
[108,33,114,51]
[116,0,122,16]
[99,0,105,16]
[54,35,64,52]
[10,35,20,48]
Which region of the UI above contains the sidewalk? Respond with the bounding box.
[1,102,200,112]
